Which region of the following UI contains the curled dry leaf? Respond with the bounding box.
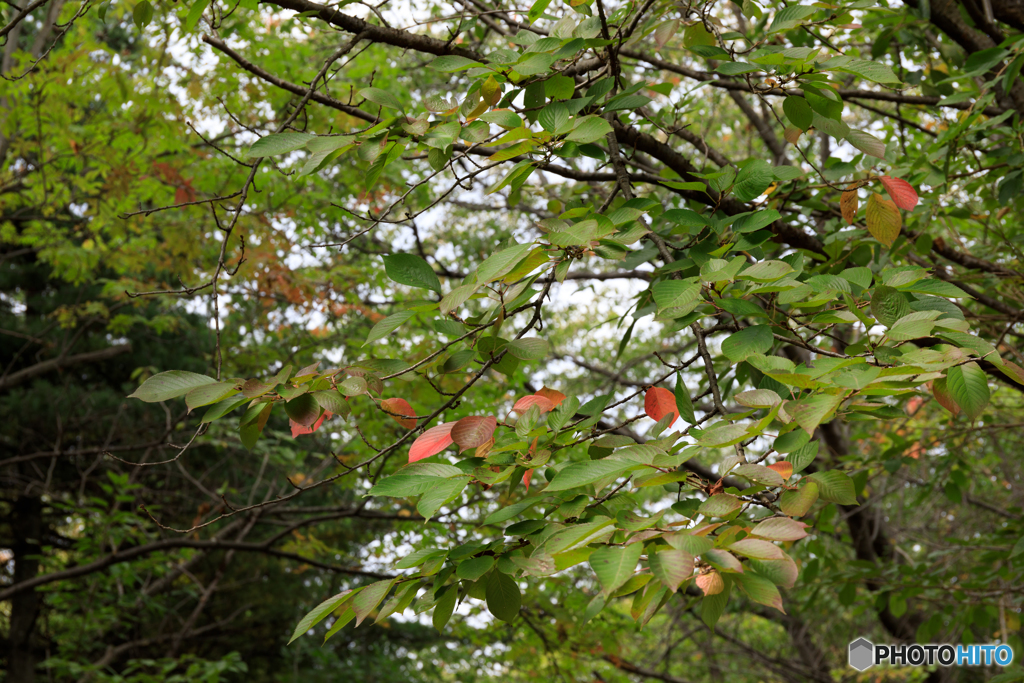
[879,175,919,211]
[409,422,456,462]
[840,189,858,225]
[451,415,497,452]
[513,394,555,413]
[381,397,417,430]
[644,387,679,426]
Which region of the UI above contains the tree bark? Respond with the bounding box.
[8,495,43,683]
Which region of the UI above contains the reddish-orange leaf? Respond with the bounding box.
[513,395,555,413]
[523,469,534,491]
[767,461,793,480]
[840,189,858,225]
[381,397,417,430]
[644,387,679,426]
[451,415,497,452]
[409,422,456,462]
[696,571,724,596]
[879,175,919,211]
[290,411,332,438]
[931,378,960,416]
[535,386,566,407]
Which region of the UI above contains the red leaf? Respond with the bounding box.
[290,411,332,438]
[409,422,456,462]
[534,386,566,407]
[644,387,679,426]
[381,397,417,430]
[513,395,554,413]
[767,462,793,480]
[879,175,919,211]
[523,469,534,491]
[451,415,497,452]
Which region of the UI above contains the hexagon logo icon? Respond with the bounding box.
[849,638,875,671]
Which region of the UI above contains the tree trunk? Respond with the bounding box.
[8,495,43,683]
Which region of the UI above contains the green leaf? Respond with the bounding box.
[382,254,442,293]
[545,458,642,492]
[432,585,457,631]
[476,243,534,282]
[589,543,643,599]
[790,393,843,435]
[733,160,773,201]
[722,325,773,362]
[285,393,320,427]
[367,463,465,497]
[566,116,613,144]
[807,470,857,505]
[675,373,696,424]
[312,389,347,414]
[352,579,395,626]
[738,260,794,282]
[430,55,485,72]
[417,476,469,520]
[840,59,901,85]
[782,97,813,131]
[697,494,743,516]
[769,5,817,32]
[440,284,477,315]
[456,556,495,581]
[700,578,731,629]
[735,572,785,612]
[506,337,549,361]
[648,548,694,593]
[946,362,990,420]
[183,0,211,31]
[360,87,402,110]
[846,129,886,159]
[133,0,154,29]
[778,481,818,516]
[247,132,313,158]
[871,285,910,328]
[201,396,249,423]
[129,371,217,403]
[185,382,238,411]
[365,310,417,346]
[485,571,521,622]
[288,590,357,644]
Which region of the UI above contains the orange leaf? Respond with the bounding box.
[381,397,417,430]
[783,126,802,145]
[644,387,679,426]
[865,193,902,247]
[290,411,332,438]
[451,415,497,452]
[696,571,724,596]
[523,469,534,491]
[409,422,456,462]
[513,395,555,413]
[840,189,858,225]
[879,175,919,211]
[767,461,793,480]
[535,386,566,407]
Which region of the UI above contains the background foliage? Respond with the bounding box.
[2,0,1024,682]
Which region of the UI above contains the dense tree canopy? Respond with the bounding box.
[3,0,1024,681]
